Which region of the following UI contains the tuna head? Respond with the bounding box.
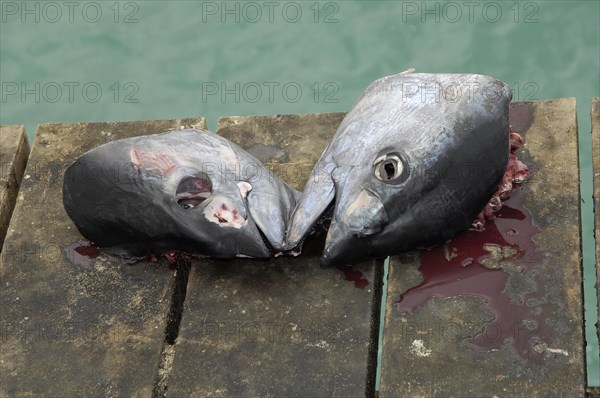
[63,130,300,259]
[284,72,512,266]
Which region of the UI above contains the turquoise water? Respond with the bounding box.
[1,0,598,386]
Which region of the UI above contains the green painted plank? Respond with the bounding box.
[592,97,600,356]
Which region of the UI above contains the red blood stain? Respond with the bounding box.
[221,203,228,211]
[396,186,549,359]
[337,265,369,289]
[74,241,100,258]
[163,252,193,269]
[66,241,200,270]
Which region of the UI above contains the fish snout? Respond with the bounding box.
[321,221,371,266]
[321,189,388,266]
[322,221,353,266]
[340,189,388,238]
[284,209,307,250]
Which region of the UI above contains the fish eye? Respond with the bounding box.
[176,175,212,210]
[374,154,404,182]
[177,198,203,209]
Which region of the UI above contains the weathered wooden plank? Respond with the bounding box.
[167,113,382,396]
[0,118,206,397]
[0,125,29,251]
[380,99,586,397]
[217,112,347,191]
[593,97,600,351]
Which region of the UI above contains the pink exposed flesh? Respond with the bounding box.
[471,127,529,231]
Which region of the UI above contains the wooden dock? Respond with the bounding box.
[380,98,586,397]
[0,125,29,251]
[0,100,595,396]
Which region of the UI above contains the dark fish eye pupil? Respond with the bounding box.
[178,198,201,209]
[375,154,404,182]
[384,161,396,179]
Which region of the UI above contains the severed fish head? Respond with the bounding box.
[63,129,300,260]
[284,71,512,266]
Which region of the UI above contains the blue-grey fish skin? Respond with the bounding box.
[63,129,300,259]
[284,71,512,266]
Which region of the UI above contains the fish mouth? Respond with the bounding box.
[283,163,389,265]
[320,188,388,266]
[282,159,339,252]
[283,201,334,255]
[255,224,278,255]
[321,222,377,266]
